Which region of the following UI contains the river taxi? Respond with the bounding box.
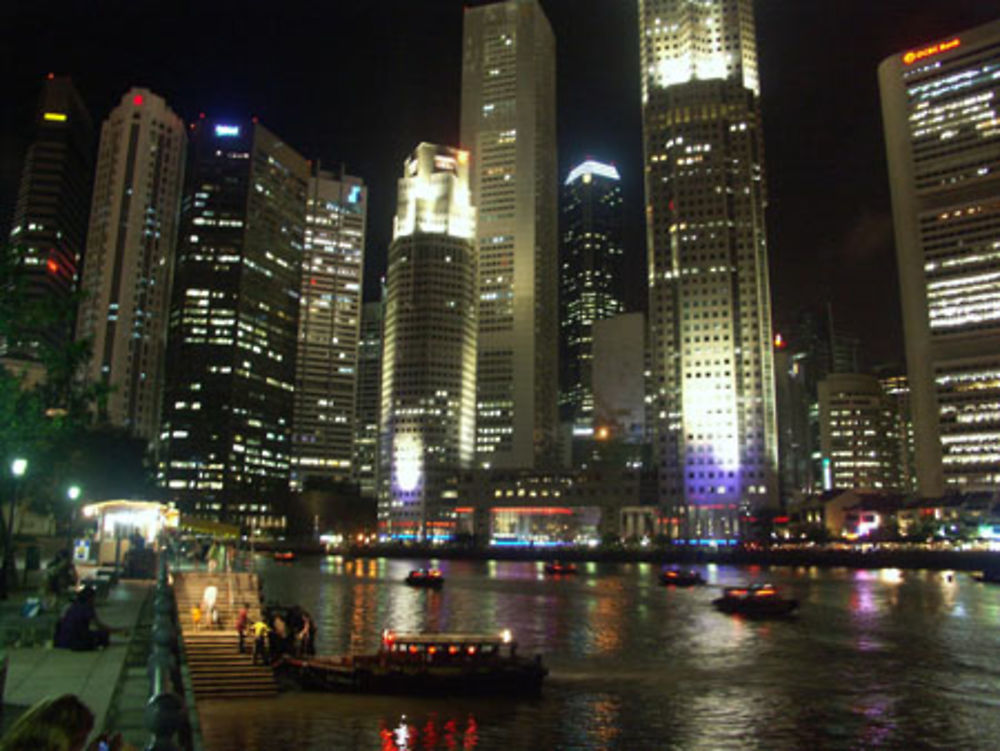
[544,561,578,575]
[712,584,798,617]
[274,629,547,695]
[659,568,705,587]
[405,568,444,588]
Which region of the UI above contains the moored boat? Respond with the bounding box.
[712,584,798,617]
[405,568,444,588]
[659,568,705,587]
[972,569,1000,584]
[275,629,547,695]
[544,561,578,575]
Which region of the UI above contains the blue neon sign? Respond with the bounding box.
[215,124,240,137]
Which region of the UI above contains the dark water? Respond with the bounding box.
[198,557,1000,750]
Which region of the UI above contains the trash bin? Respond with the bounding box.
[25,545,40,572]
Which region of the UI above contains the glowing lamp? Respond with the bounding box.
[133,94,144,106]
[11,458,27,477]
[46,259,60,273]
[43,112,67,122]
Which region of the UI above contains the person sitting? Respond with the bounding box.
[0,692,130,751]
[53,587,122,651]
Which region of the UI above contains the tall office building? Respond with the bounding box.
[378,144,477,541]
[880,20,1000,496]
[76,88,186,442]
[638,0,778,540]
[560,159,625,433]
[291,167,367,490]
[5,75,93,365]
[160,118,308,525]
[460,0,558,469]
[354,298,384,500]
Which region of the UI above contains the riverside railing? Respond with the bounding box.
[144,555,188,751]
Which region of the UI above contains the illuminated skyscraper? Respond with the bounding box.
[75,88,185,442]
[378,143,477,541]
[638,0,778,540]
[880,20,1000,496]
[354,298,384,500]
[560,159,625,434]
[160,118,308,526]
[460,0,558,469]
[5,75,93,367]
[291,168,367,490]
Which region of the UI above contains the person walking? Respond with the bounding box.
[235,602,250,654]
[251,619,270,665]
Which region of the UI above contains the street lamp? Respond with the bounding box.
[66,485,81,554]
[1,457,28,599]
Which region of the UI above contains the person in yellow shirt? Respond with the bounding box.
[190,605,202,631]
[251,619,270,665]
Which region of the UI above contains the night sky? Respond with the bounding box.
[2,0,997,366]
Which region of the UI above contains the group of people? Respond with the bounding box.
[0,694,131,751]
[235,602,316,665]
[189,584,220,630]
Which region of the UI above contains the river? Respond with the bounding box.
[197,556,1000,750]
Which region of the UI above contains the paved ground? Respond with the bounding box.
[1,579,151,745]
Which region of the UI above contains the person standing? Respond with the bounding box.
[235,602,249,654]
[251,619,270,665]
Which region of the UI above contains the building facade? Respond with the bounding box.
[880,20,1000,496]
[354,298,384,500]
[460,0,558,469]
[559,159,625,433]
[378,144,478,541]
[6,75,93,364]
[75,88,186,442]
[291,167,367,490]
[638,0,779,540]
[159,118,308,526]
[818,373,901,492]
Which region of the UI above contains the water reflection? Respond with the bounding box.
[198,559,1000,750]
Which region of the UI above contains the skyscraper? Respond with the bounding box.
[560,159,625,434]
[378,143,477,541]
[160,118,308,525]
[5,75,93,365]
[460,0,558,469]
[291,167,367,490]
[75,88,186,442]
[354,298,384,500]
[880,20,1000,496]
[638,0,778,540]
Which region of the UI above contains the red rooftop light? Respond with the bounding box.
[133,94,144,106]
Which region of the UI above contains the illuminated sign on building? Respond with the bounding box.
[214,124,240,137]
[348,185,362,204]
[43,112,67,122]
[902,38,960,65]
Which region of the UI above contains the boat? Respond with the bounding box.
[405,568,444,588]
[274,629,547,695]
[273,551,296,562]
[543,561,578,575]
[659,568,705,587]
[712,584,798,617]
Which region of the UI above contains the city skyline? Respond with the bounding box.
[3,2,998,368]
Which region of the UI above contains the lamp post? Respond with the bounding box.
[66,485,81,555]
[1,457,28,599]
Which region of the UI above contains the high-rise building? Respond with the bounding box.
[880,20,1000,496]
[460,0,558,469]
[75,88,186,442]
[560,159,625,433]
[354,297,384,500]
[638,0,778,540]
[590,312,647,469]
[5,75,94,366]
[378,143,477,541]
[818,373,901,492]
[878,369,917,494]
[291,167,367,490]
[160,118,308,526]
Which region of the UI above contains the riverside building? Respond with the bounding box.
[75,88,186,443]
[291,168,367,490]
[460,0,558,469]
[879,19,1000,496]
[159,118,308,526]
[638,0,779,541]
[378,144,478,541]
[354,298,384,500]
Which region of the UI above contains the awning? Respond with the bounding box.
[179,516,241,538]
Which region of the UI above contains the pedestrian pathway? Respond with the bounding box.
[1,580,151,745]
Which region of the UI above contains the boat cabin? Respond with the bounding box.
[380,630,516,663]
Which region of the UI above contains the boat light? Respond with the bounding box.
[467,646,477,654]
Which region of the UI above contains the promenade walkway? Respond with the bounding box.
[1,579,151,746]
